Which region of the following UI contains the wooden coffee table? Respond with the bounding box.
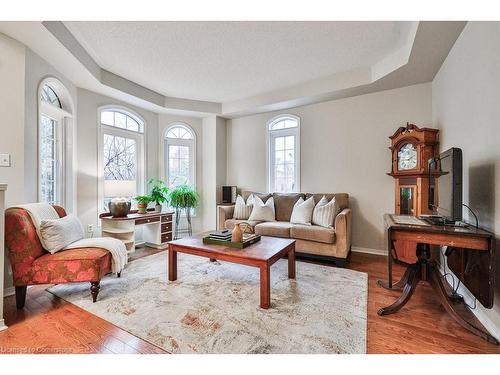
[167,233,296,309]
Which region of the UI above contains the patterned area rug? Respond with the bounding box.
[49,252,368,353]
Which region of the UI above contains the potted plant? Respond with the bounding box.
[148,178,169,213]
[169,185,199,237]
[134,195,151,214]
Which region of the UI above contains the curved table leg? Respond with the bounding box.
[378,264,413,291]
[429,265,499,345]
[377,266,420,316]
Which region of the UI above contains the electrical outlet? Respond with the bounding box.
[0,154,11,167]
[87,224,94,233]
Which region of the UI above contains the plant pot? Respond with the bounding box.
[137,203,148,214]
[155,204,162,213]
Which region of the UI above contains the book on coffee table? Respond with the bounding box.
[202,233,261,249]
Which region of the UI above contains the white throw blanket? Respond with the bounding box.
[65,237,128,274]
[13,203,128,274]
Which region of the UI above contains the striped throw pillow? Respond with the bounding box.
[233,194,254,219]
[312,196,340,228]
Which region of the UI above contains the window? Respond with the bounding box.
[38,80,73,206]
[267,115,300,193]
[99,107,145,212]
[164,124,195,189]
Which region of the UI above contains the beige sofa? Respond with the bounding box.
[218,191,352,265]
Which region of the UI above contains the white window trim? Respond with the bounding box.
[97,106,146,215]
[161,123,197,190]
[37,78,74,208]
[266,114,301,193]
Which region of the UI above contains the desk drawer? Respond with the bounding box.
[135,217,160,225]
[161,214,173,223]
[161,232,172,243]
[161,222,172,233]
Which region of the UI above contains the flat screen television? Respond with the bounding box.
[428,148,463,222]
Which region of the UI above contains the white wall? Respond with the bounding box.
[24,48,78,211]
[77,88,159,232]
[0,33,25,292]
[158,113,204,233]
[432,21,500,339]
[0,33,26,207]
[227,83,432,251]
[201,116,227,232]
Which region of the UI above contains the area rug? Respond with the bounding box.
[48,252,368,354]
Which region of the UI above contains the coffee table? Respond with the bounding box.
[167,233,296,309]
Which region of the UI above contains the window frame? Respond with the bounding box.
[163,123,196,190]
[37,78,74,207]
[97,106,146,214]
[266,114,301,193]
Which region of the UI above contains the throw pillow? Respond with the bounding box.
[312,196,340,228]
[40,214,85,254]
[290,196,315,225]
[233,194,254,219]
[248,196,276,222]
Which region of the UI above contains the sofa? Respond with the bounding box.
[218,191,352,265]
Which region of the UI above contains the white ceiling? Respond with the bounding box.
[64,21,409,103]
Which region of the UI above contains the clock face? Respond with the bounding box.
[398,143,417,170]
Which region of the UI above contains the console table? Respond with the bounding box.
[100,210,174,253]
[0,183,7,331]
[378,214,497,344]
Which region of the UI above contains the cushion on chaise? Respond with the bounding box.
[31,247,111,284]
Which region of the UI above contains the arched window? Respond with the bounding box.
[267,115,300,193]
[98,107,145,212]
[38,78,74,206]
[164,123,196,189]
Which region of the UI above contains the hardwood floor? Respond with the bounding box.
[0,249,498,354]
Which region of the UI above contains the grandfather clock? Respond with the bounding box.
[388,123,439,262]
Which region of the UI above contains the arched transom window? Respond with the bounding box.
[267,115,300,193]
[164,124,196,189]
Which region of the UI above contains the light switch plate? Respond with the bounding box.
[0,154,11,167]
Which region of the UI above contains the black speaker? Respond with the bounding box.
[221,186,237,204]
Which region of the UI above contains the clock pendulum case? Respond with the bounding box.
[387,123,439,263]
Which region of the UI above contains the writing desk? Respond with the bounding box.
[378,214,497,344]
[100,210,174,253]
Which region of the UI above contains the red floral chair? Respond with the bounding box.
[5,205,114,308]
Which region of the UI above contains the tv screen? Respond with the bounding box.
[429,148,463,221]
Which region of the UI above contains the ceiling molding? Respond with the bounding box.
[0,21,466,119]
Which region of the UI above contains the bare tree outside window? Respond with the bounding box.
[103,134,137,181]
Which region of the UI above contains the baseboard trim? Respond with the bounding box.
[351,246,387,256]
[0,319,7,331]
[3,286,15,297]
[438,262,500,341]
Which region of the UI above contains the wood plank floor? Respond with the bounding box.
[0,249,498,354]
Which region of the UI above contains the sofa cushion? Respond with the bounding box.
[290,196,315,225]
[242,191,272,203]
[248,196,276,222]
[224,219,262,234]
[290,224,336,244]
[305,193,349,210]
[273,193,304,221]
[31,248,112,284]
[312,196,340,228]
[254,221,294,238]
[233,194,254,220]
